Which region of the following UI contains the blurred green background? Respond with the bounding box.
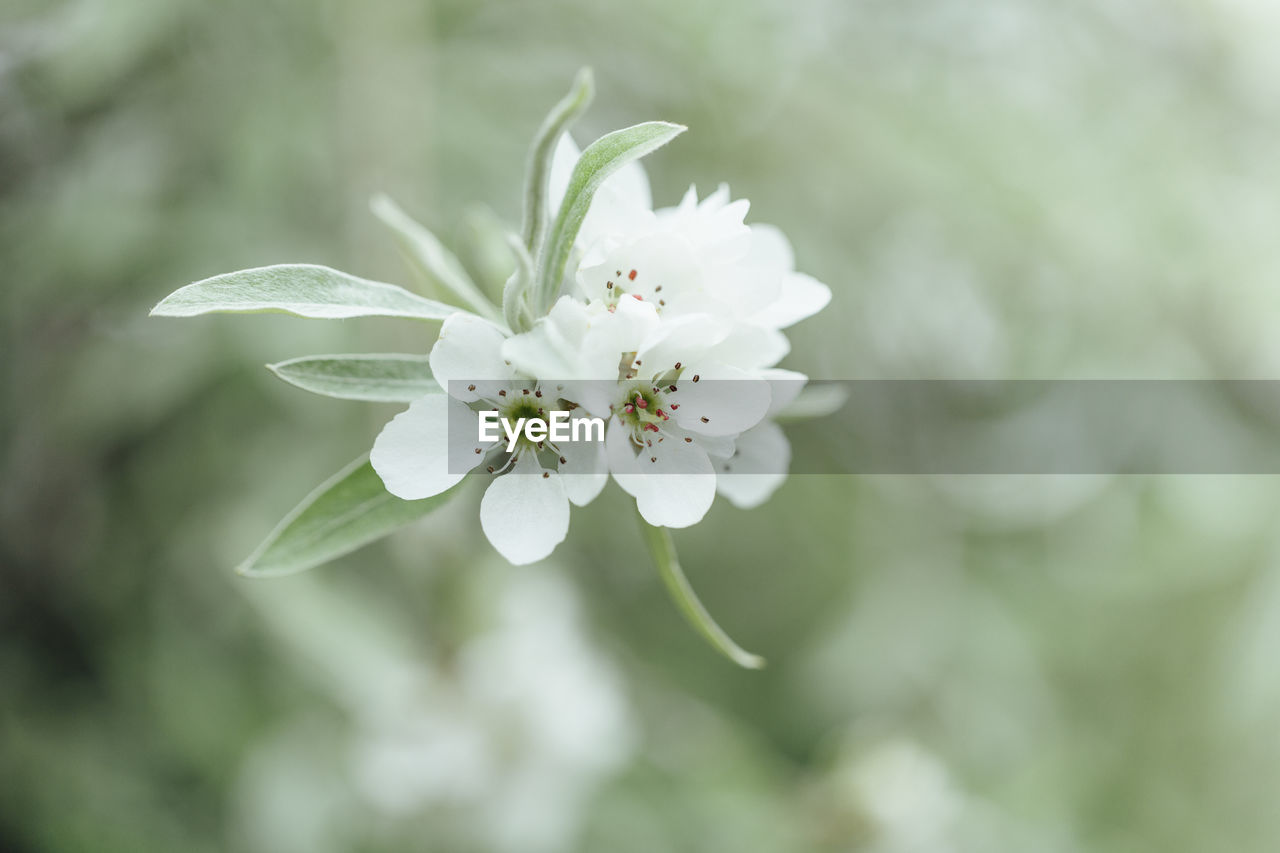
[5,0,1280,850]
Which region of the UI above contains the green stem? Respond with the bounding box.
[637,515,766,670]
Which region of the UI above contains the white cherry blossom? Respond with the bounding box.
[374,131,832,557]
[370,312,604,565]
[551,135,831,351]
[504,299,775,527]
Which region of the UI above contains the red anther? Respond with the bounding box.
[636,397,648,409]
[670,403,680,410]
[628,269,637,280]
[624,404,635,414]
[631,293,643,301]
[643,423,660,432]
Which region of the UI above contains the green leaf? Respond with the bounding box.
[459,204,517,300]
[369,194,503,325]
[502,232,536,334]
[239,457,459,577]
[521,67,594,253]
[537,121,685,313]
[151,264,458,321]
[267,354,439,403]
[637,515,766,670]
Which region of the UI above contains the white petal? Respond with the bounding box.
[664,184,700,219]
[558,440,608,507]
[686,186,751,264]
[502,296,593,379]
[579,234,699,308]
[704,260,781,319]
[707,323,791,370]
[712,421,790,509]
[595,294,662,355]
[607,425,716,528]
[479,454,570,565]
[429,312,515,401]
[607,152,653,213]
[605,422,644,499]
[702,223,790,317]
[636,314,729,374]
[746,223,795,273]
[656,185,750,265]
[547,133,580,216]
[752,272,832,329]
[761,368,808,417]
[502,296,659,399]
[371,395,474,500]
[699,183,733,213]
[689,429,736,458]
[670,363,772,437]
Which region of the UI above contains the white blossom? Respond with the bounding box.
[371,312,604,565]
[371,134,831,561]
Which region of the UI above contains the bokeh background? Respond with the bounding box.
[5,0,1280,850]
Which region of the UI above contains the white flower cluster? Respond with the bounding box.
[371,137,830,565]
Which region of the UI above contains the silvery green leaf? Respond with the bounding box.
[459,204,517,298]
[521,67,594,253]
[267,354,439,403]
[238,457,458,577]
[151,264,457,321]
[537,121,685,312]
[502,233,536,334]
[638,516,765,670]
[369,194,503,324]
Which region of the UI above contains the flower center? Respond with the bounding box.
[617,382,671,442]
[604,267,667,314]
[500,395,549,452]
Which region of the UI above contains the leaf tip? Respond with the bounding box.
[233,558,260,578]
[148,295,178,317]
[368,191,395,217]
